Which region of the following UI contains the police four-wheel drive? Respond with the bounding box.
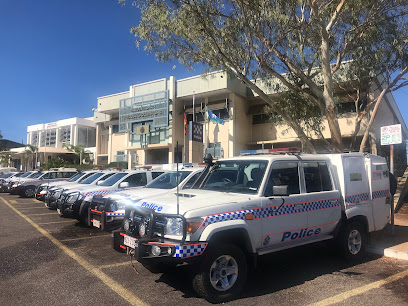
[114,151,392,303]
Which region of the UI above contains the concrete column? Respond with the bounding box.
[70,125,74,145]
[108,125,113,163]
[228,92,235,158]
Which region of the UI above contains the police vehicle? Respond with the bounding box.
[57,169,165,223]
[36,171,98,201]
[114,149,392,303]
[88,167,203,231]
[13,169,78,198]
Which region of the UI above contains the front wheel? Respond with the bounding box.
[192,244,247,303]
[23,186,35,198]
[339,221,366,261]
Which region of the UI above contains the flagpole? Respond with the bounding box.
[183,106,186,163]
[192,92,195,122]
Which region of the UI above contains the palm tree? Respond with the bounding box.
[0,153,12,167]
[63,144,91,165]
[23,145,38,170]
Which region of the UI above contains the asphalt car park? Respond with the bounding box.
[1,193,408,306]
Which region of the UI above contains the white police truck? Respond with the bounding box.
[114,150,392,303]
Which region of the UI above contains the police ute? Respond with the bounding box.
[114,149,393,303]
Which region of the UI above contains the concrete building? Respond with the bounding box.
[24,117,96,167]
[93,71,407,169]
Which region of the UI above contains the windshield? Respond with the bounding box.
[20,172,33,178]
[13,172,24,177]
[68,172,86,182]
[99,172,128,186]
[0,173,14,179]
[81,172,105,184]
[31,172,43,178]
[146,171,191,189]
[202,160,268,194]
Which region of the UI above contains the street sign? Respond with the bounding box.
[381,124,402,145]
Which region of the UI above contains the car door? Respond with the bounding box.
[259,161,308,252]
[301,161,341,236]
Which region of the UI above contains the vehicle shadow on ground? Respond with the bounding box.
[153,242,381,303]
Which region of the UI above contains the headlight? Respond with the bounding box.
[67,192,81,203]
[164,217,184,236]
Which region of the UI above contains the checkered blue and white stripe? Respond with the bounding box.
[106,212,125,216]
[85,189,122,197]
[202,210,253,227]
[201,199,340,227]
[174,243,207,258]
[345,193,370,205]
[372,189,390,199]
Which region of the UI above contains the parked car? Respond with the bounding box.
[35,171,98,201]
[13,169,78,198]
[44,171,118,210]
[88,167,203,231]
[1,171,40,193]
[57,169,165,223]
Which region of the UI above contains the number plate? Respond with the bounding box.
[123,235,138,249]
[93,220,101,228]
[57,208,61,215]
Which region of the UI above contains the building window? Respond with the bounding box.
[252,114,270,125]
[336,100,367,115]
[205,142,222,158]
[112,125,119,133]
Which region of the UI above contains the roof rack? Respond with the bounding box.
[240,147,301,156]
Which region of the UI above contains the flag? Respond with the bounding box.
[207,108,225,125]
[184,113,187,135]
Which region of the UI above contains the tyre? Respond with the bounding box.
[339,221,366,261]
[192,244,247,303]
[77,201,90,225]
[23,186,35,198]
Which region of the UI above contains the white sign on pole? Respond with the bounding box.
[381,124,402,145]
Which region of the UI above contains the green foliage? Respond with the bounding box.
[43,157,66,170]
[63,144,92,165]
[122,0,408,152]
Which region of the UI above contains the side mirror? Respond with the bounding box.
[119,182,129,188]
[97,180,104,185]
[273,185,288,196]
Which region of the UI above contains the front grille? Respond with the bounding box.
[90,195,109,211]
[124,207,166,239]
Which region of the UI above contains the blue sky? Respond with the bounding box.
[0,0,407,144]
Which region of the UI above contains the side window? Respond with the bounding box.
[42,173,51,179]
[48,172,57,179]
[264,162,300,197]
[183,172,201,189]
[303,162,332,193]
[152,171,164,180]
[123,173,147,187]
[62,172,76,178]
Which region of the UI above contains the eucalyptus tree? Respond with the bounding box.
[122,0,408,152]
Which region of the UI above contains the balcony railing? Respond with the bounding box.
[114,155,128,162]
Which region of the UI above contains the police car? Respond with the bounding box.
[88,167,203,231]
[114,149,392,303]
[36,171,99,202]
[57,169,166,223]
